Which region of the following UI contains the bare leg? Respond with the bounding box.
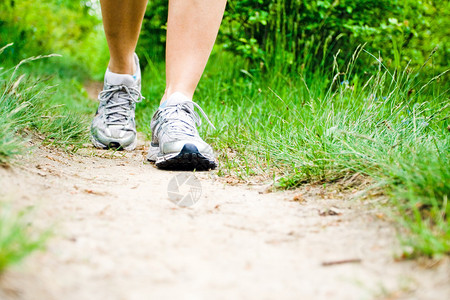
[100,0,148,75]
[162,0,227,103]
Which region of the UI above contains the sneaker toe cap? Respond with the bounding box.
[106,125,134,139]
[162,140,213,156]
[91,125,136,146]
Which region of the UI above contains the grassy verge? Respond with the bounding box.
[0,46,94,163]
[0,45,93,273]
[0,205,49,273]
[137,47,449,258]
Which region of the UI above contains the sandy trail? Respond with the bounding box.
[0,140,448,300]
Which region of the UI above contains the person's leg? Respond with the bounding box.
[91,0,147,150]
[100,0,148,75]
[162,0,227,102]
[147,0,226,170]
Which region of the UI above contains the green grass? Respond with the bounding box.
[137,46,449,258]
[0,47,93,273]
[0,46,93,163]
[0,204,49,273]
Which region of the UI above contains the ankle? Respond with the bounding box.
[108,55,136,75]
[161,88,194,104]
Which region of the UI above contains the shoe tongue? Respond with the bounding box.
[105,70,136,87]
[162,92,193,109]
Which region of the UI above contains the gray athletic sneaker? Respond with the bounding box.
[147,92,217,170]
[91,54,143,150]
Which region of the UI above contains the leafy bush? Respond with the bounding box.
[2,0,447,76]
[220,0,449,73]
[0,0,107,77]
[138,0,448,74]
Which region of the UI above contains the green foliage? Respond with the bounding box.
[0,48,90,163]
[0,0,108,78]
[392,144,450,257]
[219,0,449,73]
[137,0,449,75]
[137,1,169,66]
[0,204,49,273]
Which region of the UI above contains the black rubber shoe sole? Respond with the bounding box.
[155,143,217,171]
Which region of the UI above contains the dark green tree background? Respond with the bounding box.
[1,0,448,75]
[141,0,449,73]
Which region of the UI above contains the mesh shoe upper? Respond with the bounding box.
[91,54,143,150]
[148,92,216,161]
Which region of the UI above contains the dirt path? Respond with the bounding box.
[0,140,449,300]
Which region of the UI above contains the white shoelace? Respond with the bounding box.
[157,100,216,139]
[99,85,144,126]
